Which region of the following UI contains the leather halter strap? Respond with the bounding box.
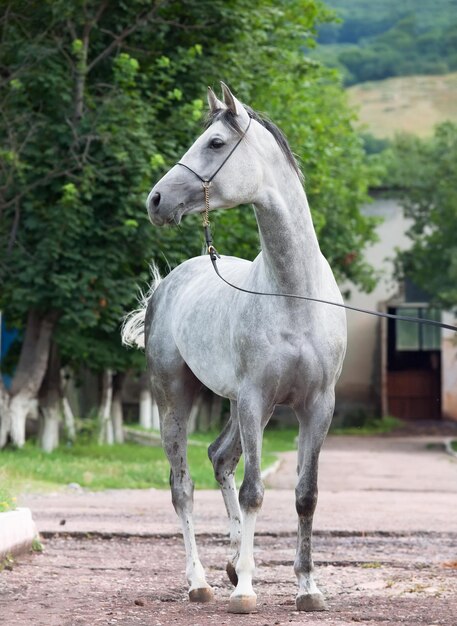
[176,116,252,184]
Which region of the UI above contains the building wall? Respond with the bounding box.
[335,198,413,416]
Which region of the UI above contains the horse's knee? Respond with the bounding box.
[170,468,194,511]
[208,436,240,484]
[239,477,264,511]
[295,487,318,518]
[210,453,226,483]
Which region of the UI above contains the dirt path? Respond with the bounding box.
[2,533,456,625]
[2,436,457,625]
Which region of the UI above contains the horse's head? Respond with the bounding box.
[146,83,300,226]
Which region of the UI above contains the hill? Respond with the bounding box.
[347,73,457,138]
[315,0,457,85]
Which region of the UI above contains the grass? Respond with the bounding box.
[347,72,457,139]
[330,415,403,436]
[0,427,298,495]
[0,418,402,497]
[451,441,457,452]
[0,485,17,512]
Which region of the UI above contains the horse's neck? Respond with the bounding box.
[253,174,322,293]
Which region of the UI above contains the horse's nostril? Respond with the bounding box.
[152,192,161,208]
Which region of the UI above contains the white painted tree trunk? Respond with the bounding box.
[61,370,76,442]
[0,310,57,448]
[8,393,35,448]
[151,398,160,431]
[98,369,114,445]
[62,395,76,441]
[139,387,152,429]
[38,341,62,453]
[111,397,124,443]
[39,404,61,453]
[188,393,203,434]
[0,382,12,447]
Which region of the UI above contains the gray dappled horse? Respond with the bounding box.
[122,84,347,613]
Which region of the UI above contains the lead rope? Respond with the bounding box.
[179,117,457,333]
[202,211,457,333]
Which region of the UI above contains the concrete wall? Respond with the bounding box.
[336,198,412,416]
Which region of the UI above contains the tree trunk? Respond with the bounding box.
[8,393,36,448]
[151,398,160,431]
[98,369,114,444]
[0,379,12,447]
[188,394,202,434]
[61,369,76,442]
[111,372,125,444]
[210,394,223,430]
[139,388,152,429]
[0,310,57,448]
[38,342,62,453]
[199,389,214,432]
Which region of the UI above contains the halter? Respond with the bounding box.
[176,115,457,334]
[177,116,252,257]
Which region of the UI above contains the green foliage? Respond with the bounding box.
[314,0,457,85]
[250,65,380,289]
[31,538,44,553]
[383,122,457,311]
[0,486,16,512]
[330,412,403,435]
[0,430,295,490]
[0,0,379,388]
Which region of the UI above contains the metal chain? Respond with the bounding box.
[202,181,211,227]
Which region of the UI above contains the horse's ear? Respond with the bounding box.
[221,82,240,115]
[207,86,225,113]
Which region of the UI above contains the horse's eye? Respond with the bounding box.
[209,137,224,149]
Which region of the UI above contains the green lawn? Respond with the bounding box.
[0,485,16,512]
[0,418,402,497]
[0,428,298,494]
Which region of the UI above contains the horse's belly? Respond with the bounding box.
[175,327,239,400]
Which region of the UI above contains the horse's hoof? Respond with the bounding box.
[226,561,238,587]
[228,594,257,614]
[296,592,327,612]
[189,586,214,603]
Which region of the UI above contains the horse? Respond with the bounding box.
[122,83,347,614]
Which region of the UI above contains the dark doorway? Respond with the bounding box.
[387,306,441,420]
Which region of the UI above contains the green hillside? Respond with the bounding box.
[315,0,457,85]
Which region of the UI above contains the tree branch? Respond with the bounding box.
[86,1,167,74]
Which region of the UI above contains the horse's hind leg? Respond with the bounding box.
[154,365,213,603]
[294,392,334,611]
[208,400,242,586]
[228,390,272,614]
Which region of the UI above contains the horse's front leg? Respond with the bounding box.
[294,392,334,611]
[228,391,271,614]
[208,400,242,586]
[159,390,214,603]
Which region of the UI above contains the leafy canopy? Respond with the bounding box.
[384,122,457,310]
[0,0,379,375]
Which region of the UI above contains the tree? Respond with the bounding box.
[384,122,457,311]
[0,0,258,447]
[0,0,379,449]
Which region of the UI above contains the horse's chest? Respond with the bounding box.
[234,325,321,381]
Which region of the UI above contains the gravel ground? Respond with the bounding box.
[3,435,457,625]
[2,532,456,626]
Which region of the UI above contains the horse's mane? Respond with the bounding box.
[205,106,303,181]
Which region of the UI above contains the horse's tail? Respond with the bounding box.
[121,263,162,349]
